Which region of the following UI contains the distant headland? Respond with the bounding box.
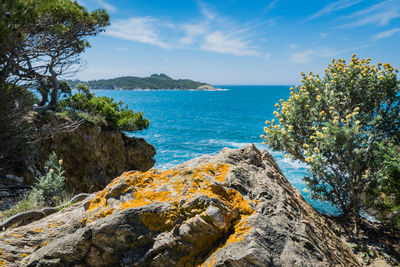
[65,74,220,90]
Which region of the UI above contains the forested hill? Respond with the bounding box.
[66,74,213,90]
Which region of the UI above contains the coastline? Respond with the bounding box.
[90,87,228,91]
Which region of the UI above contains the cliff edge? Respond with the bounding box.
[0,145,359,266]
[22,113,156,193]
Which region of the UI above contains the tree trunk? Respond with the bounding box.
[48,65,58,110]
[37,79,48,107]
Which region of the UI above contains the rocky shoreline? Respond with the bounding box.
[0,145,362,266]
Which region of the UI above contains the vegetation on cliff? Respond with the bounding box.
[262,55,400,230]
[0,0,150,182]
[58,83,149,131]
[65,73,210,90]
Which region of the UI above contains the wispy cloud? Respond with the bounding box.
[201,31,259,56]
[105,17,171,49]
[96,0,117,13]
[290,50,314,63]
[179,22,208,45]
[305,0,362,21]
[373,27,400,40]
[264,0,281,13]
[198,1,217,20]
[339,0,400,28]
[104,3,268,58]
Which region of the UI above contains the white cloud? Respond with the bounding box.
[339,0,400,28]
[305,0,362,21]
[96,0,117,13]
[201,31,259,57]
[198,1,217,20]
[373,27,400,40]
[264,53,272,61]
[105,17,171,49]
[290,50,314,63]
[179,22,208,45]
[320,33,328,38]
[288,43,299,49]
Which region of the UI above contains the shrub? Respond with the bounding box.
[31,152,65,206]
[365,142,400,227]
[58,83,149,131]
[261,55,400,226]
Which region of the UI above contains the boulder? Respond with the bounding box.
[0,145,359,266]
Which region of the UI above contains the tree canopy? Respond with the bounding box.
[1,0,109,109]
[262,55,400,230]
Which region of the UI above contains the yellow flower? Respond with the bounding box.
[305,157,312,163]
[305,104,310,109]
[303,144,309,149]
[314,147,320,153]
[49,169,54,173]
[265,120,270,124]
[311,126,316,131]
[275,103,280,108]
[58,159,63,165]
[316,131,323,138]
[316,95,321,101]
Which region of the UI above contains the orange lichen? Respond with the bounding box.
[10,233,23,238]
[224,216,252,244]
[41,241,48,247]
[34,228,43,233]
[81,163,254,236]
[200,216,253,266]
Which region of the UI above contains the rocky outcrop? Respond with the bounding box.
[0,145,359,266]
[196,84,218,90]
[23,113,156,192]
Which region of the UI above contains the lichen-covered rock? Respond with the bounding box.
[0,145,360,266]
[22,113,156,192]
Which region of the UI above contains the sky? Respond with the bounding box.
[75,0,400,85]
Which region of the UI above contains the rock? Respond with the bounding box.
[197,84,218,90]
[23,113,156,192]
[0,145,360,266]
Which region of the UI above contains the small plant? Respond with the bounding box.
[32,152,65,206]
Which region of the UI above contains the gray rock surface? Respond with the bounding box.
[0,145,360,266]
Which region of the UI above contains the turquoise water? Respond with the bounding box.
[93,86,337,215]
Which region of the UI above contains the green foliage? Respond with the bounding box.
[1,0,109,109]
[31,152,65,206]
[262,55,400,217]
[365,142,400,226]
[65,73,208,90]
[0,84,37,175]
[58,83,149,131]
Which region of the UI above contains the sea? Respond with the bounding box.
[92,85,338,215]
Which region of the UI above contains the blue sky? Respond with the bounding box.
[75,0,400,85]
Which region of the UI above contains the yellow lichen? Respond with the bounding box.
[81,162,255,250]
[10,233,23,238]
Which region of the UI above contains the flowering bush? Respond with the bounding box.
[261,55,400,222]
